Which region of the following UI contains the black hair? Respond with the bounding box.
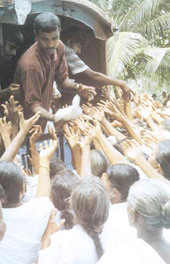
[71,177,109,260]
[90,150,108,178]
[106,164,139,201]
[5,30,23,47]
[60,26,86,46]
[156,140,170,180]
[50,158,66,180]
[51,170,80,230]
[0,161,24,205]
[34,12,61,35]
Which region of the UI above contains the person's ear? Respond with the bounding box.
[157,163,163,175]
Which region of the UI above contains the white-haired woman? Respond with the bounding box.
[98,179,170,264]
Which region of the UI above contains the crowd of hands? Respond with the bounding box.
[1,86,170,236]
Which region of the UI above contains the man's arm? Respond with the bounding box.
[60,77,96,101]
[32,106,54,121]
[78,68,132,101]
[0,84,20,100]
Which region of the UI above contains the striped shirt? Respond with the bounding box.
[65,45,89,75]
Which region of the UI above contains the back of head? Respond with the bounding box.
[51,169,80,229]
[50,158,66,180]
[5,30,24,47]
[60,26,85,46]
[156,140,170,180]
[34,12,61,35]
[0,161,24,205]
[106,164,139,201]
[90,150,108,178]
[128,179,170,231]
[71,177,109,260]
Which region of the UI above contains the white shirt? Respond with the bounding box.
[0,197,53,264]
[101,202,136,250]
[38,225,98,264]
[98,238,166,264]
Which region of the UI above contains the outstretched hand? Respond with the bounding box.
[2,95,23,124]
[39,139,58,161]
[29,125,43,144]
[19,111,40,133]
[121,139,143,161]
[77,84,96,102]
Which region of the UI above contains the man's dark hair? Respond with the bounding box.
[5,30,24,47]
[61,26,86,46]
[34,12,61,35]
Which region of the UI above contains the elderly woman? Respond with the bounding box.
[98,179,170,264]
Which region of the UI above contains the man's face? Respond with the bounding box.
[4,41,18,57]
[71,43,82,54]
[36,29,60,55]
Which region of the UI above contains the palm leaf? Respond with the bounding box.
[132,11,170,37]
[119,0,167,31]
[144,48,170,73]
[107,32,148,78]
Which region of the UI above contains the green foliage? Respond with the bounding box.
[90,0,170,93]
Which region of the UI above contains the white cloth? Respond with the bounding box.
[38,225,98,264]
[65,45,89,75]
[23,175,39,202]
[101,202,136,250]
[0,197,53,264]
[98,238,166,264]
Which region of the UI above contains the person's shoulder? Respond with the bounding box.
[17,43,40,70]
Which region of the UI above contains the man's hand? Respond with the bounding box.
[29,125,43,144]
[8,84,20,96]
[120,82,134,102]
[77,84,96,101]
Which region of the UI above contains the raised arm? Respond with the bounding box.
[0,112,40,161]
[36,139,58,197]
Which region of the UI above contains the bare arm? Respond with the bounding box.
[32,105,54,121]
[82,68,132,100]
[36,139,58,197]
[121,139,170,186]
[0,112,40,161]
[90,121,126,165]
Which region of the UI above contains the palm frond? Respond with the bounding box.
[132,11,170,37]
[107,32,148,78]
[144,48,170,73]
[119,0,166,31]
